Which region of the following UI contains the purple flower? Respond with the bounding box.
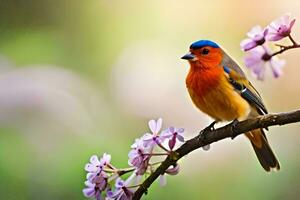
[161,127,184,150]
[83,177,108,200]
[240,26,268,51]
[128,139,151,175]
[142,118,164,148]
[107,178,134,200]
[165,164,180,175]
[267,14,296,41]
[85,153,111,182]
[83,181,101,200]
[85,153,111,173]
[85,155,102,174]
[244,46,285,80]
[142,133,162,149]
[100,153,111,166]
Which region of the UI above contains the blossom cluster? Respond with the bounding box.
[240,14,297,80]
[82,118,185,200]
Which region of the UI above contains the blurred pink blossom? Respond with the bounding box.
[244,46,285,80]
[267,14,296,41]
[240,26,268,51]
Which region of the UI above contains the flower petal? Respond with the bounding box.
[270,57,285,78]
[115,178,125,188]
[83,187,96,197]
[142,133,153,141]
[168,126,175,133]
[100,153,111,165]
[166,164,180,175]
[263,28,269,37]
[159,174,167,186]
[240,39,257,51]
[177,128,184,133]
[90,155,100,165]
[168,136,176,150]
[148,119,157,133]
[247,25,263,38]
[86,172,97,181]
[176,134,185,142]
[281,14,291,25]
[85,180,95,187]
[160,129,172,139]
[155,118,163,134]
[289,18,296,29]
[85,163,98,173]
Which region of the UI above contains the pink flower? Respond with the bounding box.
[161,127,184,150]
[100,153,111,166]
[142,118,164,148]
[267,14,296,41]
[240,26,268,51]
[83,153,111,200]
[106,178,134,200]
[128,138,151,175]
[85,153,111,182]
[85,153,111,173]
[244,46,285,80]
[83,176,108,200]
[85,155,102,174]
[83,181,101,200]
[165,164,180,175]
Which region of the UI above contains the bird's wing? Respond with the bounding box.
[221,50,246,78]
[222,62,268,115]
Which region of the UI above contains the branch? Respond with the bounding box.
[132,109,300,200]
[269,34,300,58]
[270,43,300,58]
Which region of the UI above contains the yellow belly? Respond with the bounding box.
[188,80,251,121]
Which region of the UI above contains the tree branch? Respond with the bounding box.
[269,34,300,58]
[132,109,300,200]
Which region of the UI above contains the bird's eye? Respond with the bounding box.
[202,48,209,55]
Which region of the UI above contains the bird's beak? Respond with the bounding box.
[181,53,196,60]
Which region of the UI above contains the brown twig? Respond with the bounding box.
[132,109,300,200]
[270,44,300,58]
[288,34,298,46]
[269,34,300,58]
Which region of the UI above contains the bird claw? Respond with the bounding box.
[199,121,217,140]
[231,119,239,139]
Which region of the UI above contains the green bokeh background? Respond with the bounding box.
[0,0,300,199]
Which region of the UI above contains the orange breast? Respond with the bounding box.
[186,67,250,121]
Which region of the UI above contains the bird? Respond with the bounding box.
[181,39,280,171]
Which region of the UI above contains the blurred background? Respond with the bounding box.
[0,0,300,199]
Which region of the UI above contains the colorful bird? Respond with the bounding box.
[182,40,280,171]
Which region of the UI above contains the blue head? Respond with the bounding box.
[189,40,219,50]
[181,40,222,66]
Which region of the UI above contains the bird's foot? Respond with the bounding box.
[199,121,217,140]
[231,119,239,140]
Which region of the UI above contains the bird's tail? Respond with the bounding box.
[246,129,280,172]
